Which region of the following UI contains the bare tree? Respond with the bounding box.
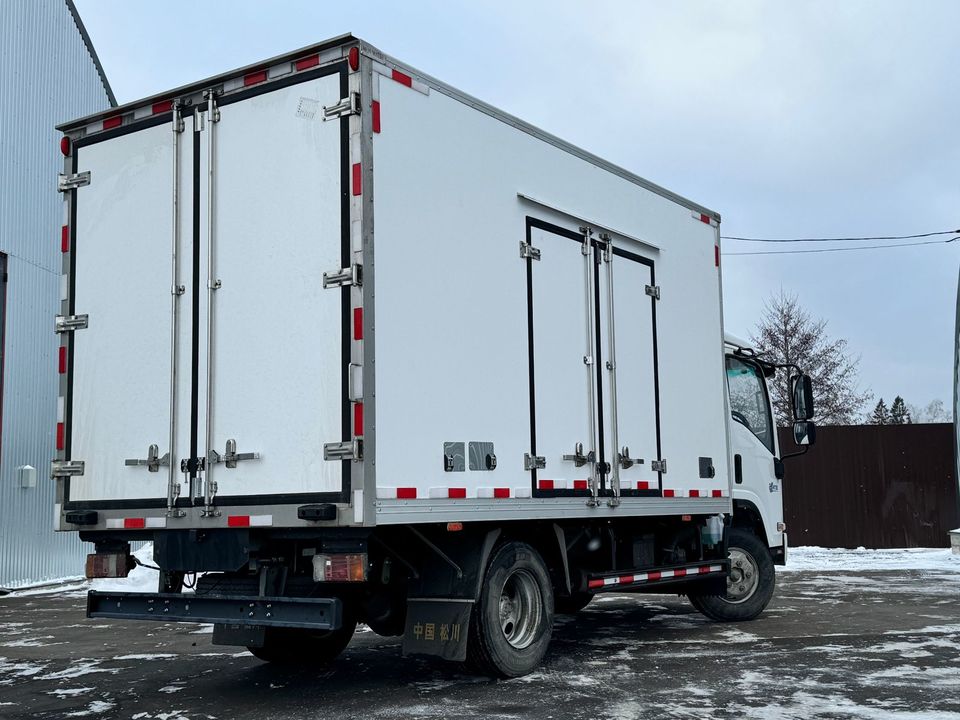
[750,291,872,426]
[907,399,950,423]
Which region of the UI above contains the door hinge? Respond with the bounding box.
[651,459,667,473]
[209,438,261,469]
[645,285,661,300]
[58,171,91,192]
[523,453,546,471]
[51,460,85,478]
[519,242,541,261]
[124,444,170,473]
[55,314,88,333]
[324,439,363,462]
[323,92,361,121]
[323,264,362,289]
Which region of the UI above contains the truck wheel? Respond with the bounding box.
[554,592,592,615]
[688,528,774,622]
[248,617,357,664]
[467,541,554,678]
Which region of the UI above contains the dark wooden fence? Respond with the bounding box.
[776,423,959,548]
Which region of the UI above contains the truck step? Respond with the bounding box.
[587,561,727,592]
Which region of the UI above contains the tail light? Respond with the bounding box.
[312,553,367,582]
[85,552,133,579]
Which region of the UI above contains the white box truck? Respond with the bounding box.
[53,34,817,677]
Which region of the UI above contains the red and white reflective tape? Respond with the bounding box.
[372,61,430,95]
[663,488,727,498]
[106,517,167,529]
[226,514,272,528]
[428,487,467,499]
[588,563,724,589]
[381,487,531,500]
[692,210,719,228]
[377,487,418,500]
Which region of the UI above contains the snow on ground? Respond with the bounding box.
[782,546,959,572]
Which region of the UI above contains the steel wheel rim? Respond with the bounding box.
[498,568,542,649]
[725,547,760,603]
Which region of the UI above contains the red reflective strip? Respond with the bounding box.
[619,575,634,584]
[348,46,360,71]
[244,70,268,86]
[372,100,381,133]
[152,100,173,115]
[352,163,362,195]
[123,517,146,529]
[587,579,604,589]
[699,213,711,225]
[59,346,67,374]
[56,423,65,450]
[712,489,723,498]
[61,225,69,253]
[663,489,675,498]
[648,571,662,581]
[447,488,466,499]
[637,481,649,490]
[690,489,701,498]
[715,245,720,267]
[538,479,554,490]
[295,55,319,71]
[354,402,363,437]
[573,479,588,490]
[674,568,687,578]
[228,515,251,528]
[353,307,363,340]
[397,487,417,499]
[103,116,122,130]
[493,488,510,499]
[392,69,412,87]
[699,566,712,574]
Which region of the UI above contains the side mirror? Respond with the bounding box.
[793,420,817,447]
[791,373,814,420]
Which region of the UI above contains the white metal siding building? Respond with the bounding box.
[0,0,114,587]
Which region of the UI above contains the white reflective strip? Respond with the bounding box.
[105,519,124,529]
[351,218,362,253]
[410,79,430,95]
[249,515,272,527]
[62,201,69,223]
[133,105,153,120]
[85,121,100,136]
[269,62,292,79]
[144,517,167,528]
[57,397,65,423]
[372,61,391,77]
[603,576,618,586]
[540,479,567,490]
[353,489,363,524]
[372,74,380,102]
[513,487,532,499]
[376,487,398,499]
[54,503,61,531]
[222,76,243,93]
[660,570,675,579]
[60,275,68,301]
[476,488,496,499]
[427,487,450,499]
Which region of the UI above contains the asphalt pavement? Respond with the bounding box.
[1,566,958,719]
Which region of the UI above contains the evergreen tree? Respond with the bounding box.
[870,398,890,424]
[890,396,910,424]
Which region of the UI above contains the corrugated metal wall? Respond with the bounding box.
[0,0,112,587]
[778,423,960,548]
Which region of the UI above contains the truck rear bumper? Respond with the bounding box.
[87,591,342,631]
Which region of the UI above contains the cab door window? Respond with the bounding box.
[726,356,774,453]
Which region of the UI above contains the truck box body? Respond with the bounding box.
[55,34,729,533]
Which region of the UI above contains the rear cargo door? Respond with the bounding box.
[201,67,349,504]
[68,122,180,504]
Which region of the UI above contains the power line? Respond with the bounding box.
[723,236,959,256]
[720,229,959,243]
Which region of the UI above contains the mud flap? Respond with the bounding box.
[213,623,266,648]
[401,599,472,661]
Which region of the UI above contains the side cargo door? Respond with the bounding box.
[199,64,351,508]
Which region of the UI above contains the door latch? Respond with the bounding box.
[323,92,361,121]
[125,444,170,473]
[323,264,362,289]
[210,439,261,469]
[563,442,595,468]
[618,446,643,470]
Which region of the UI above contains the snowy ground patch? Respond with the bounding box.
[782,546,959,572]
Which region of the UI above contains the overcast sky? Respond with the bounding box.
[75,0,960,419]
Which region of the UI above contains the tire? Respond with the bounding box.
[467,541,554,678]
[688,528,775,622]
[554,592,592,615]
[247,616,357,664]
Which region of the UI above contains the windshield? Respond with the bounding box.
[726,356,775,453]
